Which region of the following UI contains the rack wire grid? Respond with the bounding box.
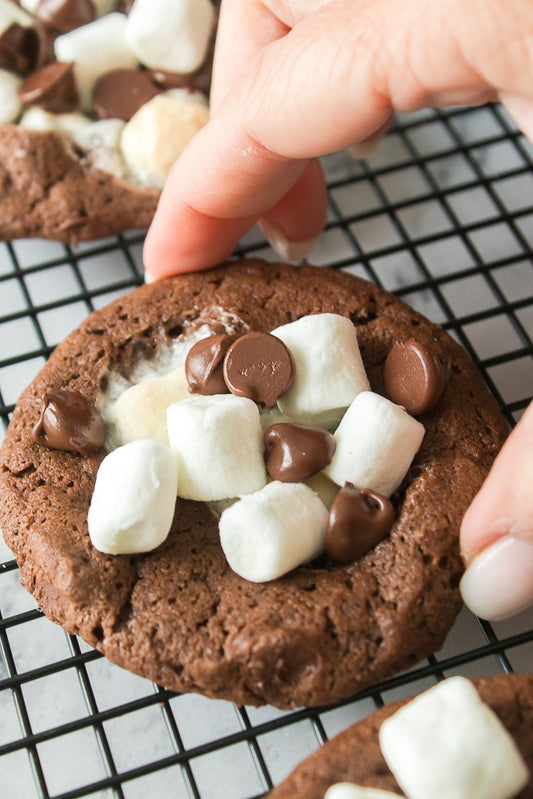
[1,102,533,799]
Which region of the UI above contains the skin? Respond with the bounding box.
[144,0,533,618]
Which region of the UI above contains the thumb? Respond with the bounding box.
[459,401,533,620]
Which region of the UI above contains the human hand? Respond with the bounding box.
[143,0,533,277]
[460,400,533,621]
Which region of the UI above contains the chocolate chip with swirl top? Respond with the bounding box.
[326,483,395,563]
[32,389,106,455]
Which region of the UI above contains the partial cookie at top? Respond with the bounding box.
[0,261,508,708]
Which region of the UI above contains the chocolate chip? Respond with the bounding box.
[32,389,106,455]
[92,68,160,121]
[185,334,237,395]
[36,0,96,33]
[223,332,294,408]
[384,338,450,415]
[19,60,79,113]
[263,422,336,482]
[326,483,395,563]
[0,23,38,75]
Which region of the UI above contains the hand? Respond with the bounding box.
[460,400,533,621]
[144,0,533,277]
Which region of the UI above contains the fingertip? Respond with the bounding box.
[460,535,533,621]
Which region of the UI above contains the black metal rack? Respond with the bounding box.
[1,103,532,799]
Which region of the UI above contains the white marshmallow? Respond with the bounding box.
[0,69,22,126]
[323,391,424,497]
[379,676,530,799]
[108,367,190,447]
[19,0,40,14]
[72,118,128,180]
[125,0,214,73]
[19,108,59,132]
[0,0,32,35]
[219,481,328,582]
[120,92,209,187]
[272,313,370,428]
[167,394,267,501]
[53,112,93,137]
[325,785,401,799]
[19,108,95,138]
[54,13,138,111]
[88,439,179,555]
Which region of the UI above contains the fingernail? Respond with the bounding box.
[460,536,533,621]
[144,269,156,284]
[259,221,316,262]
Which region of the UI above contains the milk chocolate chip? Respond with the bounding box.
[36,0,96,33]
[19,61,78,113]
[185,334,236,395]
[0,23,36,74]
[264,422,336,482]
[223,332,294,407]
[384,338,450,415]
[326,483,395,563]
[32,389,106,454]
[92,68,160,121]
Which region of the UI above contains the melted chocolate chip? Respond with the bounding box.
[30,22,57,70]
[185,334,237,395]
[264,422,336,482]
[0,23,38,75]
[19,60,78,113]
[36,0,96,33]
[32,389,106,455]
[326,483,395,563]
[384,338,450,415]
[92,68,160,121]
[223,332,294,408]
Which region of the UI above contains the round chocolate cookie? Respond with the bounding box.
[267,673,533,798]
[0,260,508,708]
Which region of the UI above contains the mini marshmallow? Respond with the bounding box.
[108,367,190,447]
[219,480,328,582]
[0,0,33,35]
[325,785,402,799]
[272,313,370,428]
[19,108,93,136]
[323,391,424,497]
[53,112,93,137]
[19,0,40,14]
[120,92,209,187]
[379,676,530,799]
[54,13,138,111]
[126,0,214,74]
[88,439,179,555]
[19,107,60,132]
[0,69,22,126]
[72,118,127,179]
[167,394,267,501]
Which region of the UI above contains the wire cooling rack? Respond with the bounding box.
[1,103,533,799]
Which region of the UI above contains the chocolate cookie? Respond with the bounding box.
[267,673,533,798]
[0,260,508,708]
[0,0,218,242]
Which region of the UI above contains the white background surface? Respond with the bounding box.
[1,105,533,799]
